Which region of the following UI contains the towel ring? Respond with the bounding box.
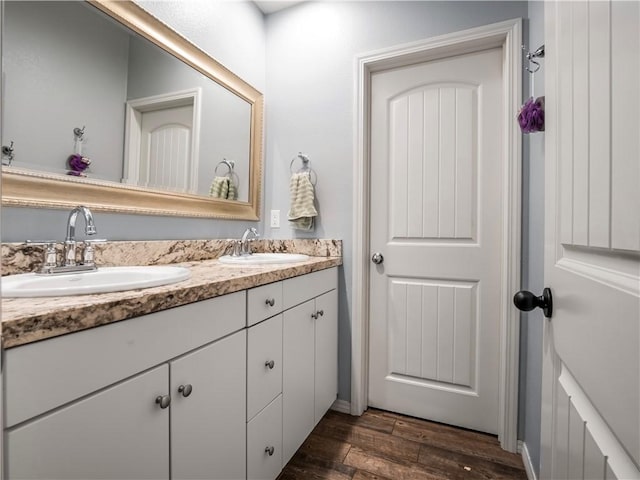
[214,159,239,188]
[290,152,317,186]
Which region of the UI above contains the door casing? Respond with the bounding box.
[351,18,523,452]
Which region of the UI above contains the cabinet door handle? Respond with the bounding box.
[178,384,193,397]
[317,310,324,317]
[265,298,275,307]
[265,360,275,369]
[311,312,318,320]
[155,395,171,409]
[265,446,275,456]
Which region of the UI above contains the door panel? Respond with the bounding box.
[389,84,477,241]
[369,48,503,434]
[140,104,193,192]
[543,1,640,478]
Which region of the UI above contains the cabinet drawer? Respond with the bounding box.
[247,394,283,480]
[282,267,337,310]
[5,291,246,427]
[247,281,283,326]
[247,315,283,420]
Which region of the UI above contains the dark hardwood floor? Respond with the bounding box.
[278,409,528,480]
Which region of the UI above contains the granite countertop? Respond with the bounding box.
[1,239,342,349]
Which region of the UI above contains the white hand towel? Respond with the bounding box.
[288,172,317,231]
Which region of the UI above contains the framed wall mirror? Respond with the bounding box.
[1,0,263,220]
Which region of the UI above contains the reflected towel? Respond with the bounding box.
[227,181,238,200]
[288,172,317,231]
[209,176,230,199]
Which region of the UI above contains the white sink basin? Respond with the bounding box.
[218,253,309,265]
[1,266,191,298]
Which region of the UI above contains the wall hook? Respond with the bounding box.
[73,126,86,141]
[2,141,15,166]
[523,44,545,73]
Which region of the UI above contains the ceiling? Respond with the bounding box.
[253,1,306,15]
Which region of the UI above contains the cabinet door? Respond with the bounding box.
[282,299,315,466]
[314,289,338,423]
[7,365,169,480]
[170,331,247,480]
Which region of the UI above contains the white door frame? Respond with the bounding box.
[123,87,202,192]
[351,18,522,452]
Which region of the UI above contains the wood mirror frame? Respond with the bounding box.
[1,0,263,220]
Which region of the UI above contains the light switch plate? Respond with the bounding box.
[270,210,280,228]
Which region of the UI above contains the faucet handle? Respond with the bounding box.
[82,239,107,267]
[26,241,59,271]
[230,239,242,257]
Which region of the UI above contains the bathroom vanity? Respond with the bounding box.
[1,246,340,480]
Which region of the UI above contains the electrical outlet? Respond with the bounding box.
[270,209,280,228]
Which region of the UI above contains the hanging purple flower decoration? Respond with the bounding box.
[518,96,545,134]
[67,154,91,177]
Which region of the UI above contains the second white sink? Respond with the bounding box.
[1,265,191,298]
[218,253,309,265]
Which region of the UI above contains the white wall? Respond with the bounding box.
[263,0,529,405]
[3,1,128,181]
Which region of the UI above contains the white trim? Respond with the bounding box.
[351,18,522,452]
[519,441,538,480]
[123,87,202,193]
[330,399,352,415]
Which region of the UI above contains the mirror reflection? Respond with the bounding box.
[2,1,252,202]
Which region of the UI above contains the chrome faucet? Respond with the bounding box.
[240,227,259,255]
[64,206,97,266]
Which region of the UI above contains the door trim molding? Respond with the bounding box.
[351,18,522,452]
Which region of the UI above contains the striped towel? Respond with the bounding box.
[209,176,229,199]
[227,180,238,200]
[288,172,317,231]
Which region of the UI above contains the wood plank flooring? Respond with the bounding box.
[278,409,527,480]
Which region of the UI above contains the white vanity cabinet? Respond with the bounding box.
[4,291,247,480]
[282,268,338,466]
[2,266,338,480]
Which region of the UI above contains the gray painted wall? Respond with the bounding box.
[3,1,128,181]
[263,0,528,407]
[1,0,266,242]
[518,0,545,475]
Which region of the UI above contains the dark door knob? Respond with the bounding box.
[513,288,553,318]
[371,253,384,264]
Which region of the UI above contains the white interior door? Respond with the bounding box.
[541,2,640,479]
[368,48,504,434]
[140,104,193,192]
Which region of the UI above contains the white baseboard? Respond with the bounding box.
[330,399,351,414]
[518,441,538,480]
